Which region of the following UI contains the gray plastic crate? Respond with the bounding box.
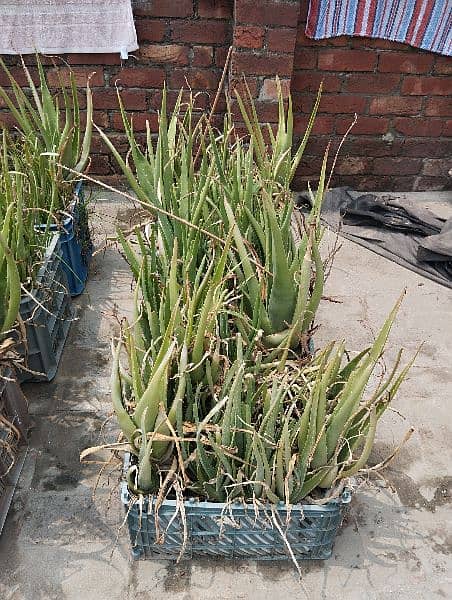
[0,366,29,533]
[19,234,73,382]
[121,467,351,561]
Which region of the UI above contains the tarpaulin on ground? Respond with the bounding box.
[296,187,452,288]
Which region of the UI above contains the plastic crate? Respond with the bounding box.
[19,234,73,382]
[121,462,351,561]
[37,181,92,296]
[0,366,29,533]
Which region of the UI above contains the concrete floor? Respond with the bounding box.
[0,190,451,600]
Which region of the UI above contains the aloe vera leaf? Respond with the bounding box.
[137,410,155,492]
[264,193,296,331]
[110,341,137,442]
[301,234,324,334]
[133,340,175,430]
[326,293,404,457]
[74,80,92,174]
[340,407,377,478]
[289,84,322,182]
[311,372,329,469]
[327,346,371,399]
[0,231,20,335]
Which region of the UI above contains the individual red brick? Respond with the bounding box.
[93,89,147,110]
[192,46,213,67]
[111,111,159,132]
[335,157,374,175]
[293,115,335,135]
[393,117,444,137]
[402,76,452,96]
[46,67,104,87]
[317,94,367,114]
[81,110,108,129]
[0,67,39,87]
[294,48,318,69]
[135,20,166,43]
[139,45,189,65]
[231,99,280,123]
[89,154,112,175]
[336,116,389,135]
[259,78,291,100]
[150,89,210,110]
[232,52,293,77]
[267,28,298,53]
[169,68,219,90]
[350,38,409,52]
[115,67,165,87]
[66,53,121,65]
[171,20,229,44]
[229,77,260,99]
[0,111,17,127]
[369,96,422,115]
[414,177,449,191]
[134,0,193,18]
[0,90,14,109]
[91,132,131,154]
[234,26,265,49]
[344,73,400,94]
[378,52,434,73]
[291,72,341,93]
[339,175,415,192]
[425,98,452,117]
[198,0,232,19]
[444,120,452,137]
[236,1,300,27]
[434,56,452,75]
[402,140,452,158]
[422,159,452,177]
[373,157,422,175]
[341,138,403,157]
[318,50,376,72]
[297,155,324,177]
[215,47,229,68]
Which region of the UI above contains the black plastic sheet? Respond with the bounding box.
[296,188,452,289]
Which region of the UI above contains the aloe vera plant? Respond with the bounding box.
[84,81,415,510]
[112,278,412,503]
[101,83,326,357]
[0,54,92,212]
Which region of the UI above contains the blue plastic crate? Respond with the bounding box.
[19,234,73,382]
[38,181,92,296]
[121,460,351,561]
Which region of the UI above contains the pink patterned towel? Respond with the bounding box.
[0,0,138,57]
[306,0,452,56]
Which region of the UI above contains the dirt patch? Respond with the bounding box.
[163,563,192,593]
[383,471,451,512]
[116,206,150,230]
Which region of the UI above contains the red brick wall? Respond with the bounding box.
[0,0,450,191]
[292,0,452,191]
[0,1,233,177]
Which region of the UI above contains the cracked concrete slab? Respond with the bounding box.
[0,190,451,600]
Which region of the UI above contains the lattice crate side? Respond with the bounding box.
[121,478,351,561]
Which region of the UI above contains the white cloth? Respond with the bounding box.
[0,0,138,57]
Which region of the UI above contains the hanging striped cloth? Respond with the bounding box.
[306,0,452,56]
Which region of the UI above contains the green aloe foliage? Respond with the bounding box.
[0,229,20,339]
[192,294,414,504]
[0,54,93,210]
